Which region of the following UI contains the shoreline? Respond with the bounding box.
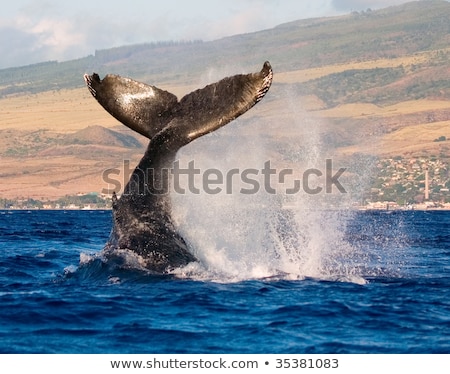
[1,207,450,212]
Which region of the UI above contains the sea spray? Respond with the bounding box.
[171,84,366,283]
[171,120,280,280]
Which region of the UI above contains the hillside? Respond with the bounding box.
[1,1,450,203]
[1,1,450,98]
[62,126,143,148]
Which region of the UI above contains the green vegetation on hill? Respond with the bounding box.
[295,67,406,107]
[294,52,450,107]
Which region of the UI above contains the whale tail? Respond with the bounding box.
[84,62,273,272]
[84,61,272,148]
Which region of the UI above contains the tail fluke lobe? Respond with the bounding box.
[173,61,273,144]
[84,73,178,139]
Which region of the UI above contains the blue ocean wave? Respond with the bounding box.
[0,210,449,353]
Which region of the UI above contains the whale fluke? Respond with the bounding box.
[84,62,273,273]
[84,73,178,140]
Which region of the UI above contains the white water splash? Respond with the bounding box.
[171,84,366,284]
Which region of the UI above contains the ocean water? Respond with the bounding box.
[0,209,449,354]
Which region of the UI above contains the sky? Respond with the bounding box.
[0,0,414,69]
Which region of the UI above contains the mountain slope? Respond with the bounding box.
[0,1,449,99]
[62,126,143,148]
